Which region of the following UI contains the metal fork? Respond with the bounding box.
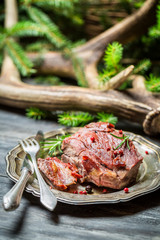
[20,138,57,211]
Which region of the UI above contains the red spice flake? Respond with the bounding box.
[119,149,124,156]
[107,147,111,151]
[114,150,117,156]
[90,137,95,142]
[46,157,53,160]
[73,190,78,194]
[145,151,149,155]
[124,187,129,193]
[71,172,82,179]
[83,156,89,160]
[108,123,115,128]
[102,189,108,193]
[79,190,87,195]
[119,130,123,134]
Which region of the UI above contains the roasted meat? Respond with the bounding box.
[61,122,143,189]
[37,157,81,190]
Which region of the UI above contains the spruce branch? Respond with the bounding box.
[26,107,50,120]
[58,111,95,127]
[145,74,160,92]
[133,59,151,75]
[96,112,118,125]
[5,38,36,76]
[104,42,123,71]
[99,42,123,85]
[41,134,71,156]
[25,6,69,49]
[35,75,65,86]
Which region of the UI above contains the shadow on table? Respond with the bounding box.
[21,188,160,223]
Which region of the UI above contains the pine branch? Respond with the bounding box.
[133,59,151,75]
[0,34,7,50]
[41,134,71,156]
[25,6,69,49]
[5,38,36,76]
[99,42,123,84]
[8,21,47,38]
[145,74,160,92]
[58,111,95,127]
[70,53,88,87]
[35,75,65,86]
[25,41,54,51]
[104,42,123,71]
[30,0,78,9]
[96,112,118,125]
[26,107,50,120]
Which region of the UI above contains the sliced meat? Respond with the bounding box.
[61,122,143,189]
[37,157,81,190]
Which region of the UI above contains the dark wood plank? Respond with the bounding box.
[0,106,160,240]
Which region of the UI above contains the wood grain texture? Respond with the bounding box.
[0,106,160,240]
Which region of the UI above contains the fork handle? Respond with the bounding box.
[3,167,31,211]
[31,155,57,211]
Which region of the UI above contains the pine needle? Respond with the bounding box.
[58,111,95,127]
[5,38,36,76]
[26,107,50,120]
[133,59,151,75]
[26,6,69,49]
[104,42,123,71]
[96,112,118,125]
[145,74,160,92]
[41,134,71,156]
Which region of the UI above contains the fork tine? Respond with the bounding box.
[23,139,30,147]
[28,139,34,146]
[32,139,39,146]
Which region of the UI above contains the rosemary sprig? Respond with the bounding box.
[41,134,70,156]
[110,133,130,150]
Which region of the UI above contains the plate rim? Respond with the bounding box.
[5,128,160,205]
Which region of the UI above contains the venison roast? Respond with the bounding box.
[61,122,143,189]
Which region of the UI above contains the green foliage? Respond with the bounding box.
[149,4,160,38]
[110,133,130,150]
[35,75,65,86]
[58,111,95,127]
[133,59,151,75]
[25,41,54,51]
[99,42,123,84]
[25,6,69,49]
[5,39,35,76]
[145,74,160,92]
[70,53,88,87]
[96,112,118,125]
[26,107,50,120]
[41,134,71,156]
[104,42,123,71]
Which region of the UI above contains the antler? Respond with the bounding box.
[0,0,160,136]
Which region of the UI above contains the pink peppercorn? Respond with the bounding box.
[145,151,149,155]
[107,147,111,151]
[79,190,87,195]
[114,150,117,156]
[102,189,108,193]
[73,190,78,194]
[90,137,95,142]
[124,188,129,193]
[119,149,124,156]
[119,130,123,134]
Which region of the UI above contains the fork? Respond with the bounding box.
[20,138,57,211]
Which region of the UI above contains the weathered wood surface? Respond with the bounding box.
[0,106,160,240]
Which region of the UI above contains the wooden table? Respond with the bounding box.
[0,106,160,240]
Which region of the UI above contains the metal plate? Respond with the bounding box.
[5,128,160,205]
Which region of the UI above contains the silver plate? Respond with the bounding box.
[5,128,160,205]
